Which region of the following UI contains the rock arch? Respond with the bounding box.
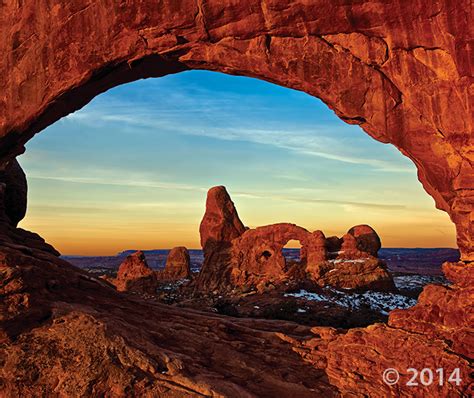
[0,0,471,260]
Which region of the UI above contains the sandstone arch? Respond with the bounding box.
[0,3,472,396]
[0,0,471,261]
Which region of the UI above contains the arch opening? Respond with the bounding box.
[282,239,303,267]
[16,71,456,258]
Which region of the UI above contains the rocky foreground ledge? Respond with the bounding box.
[0,182,472,397]
[0,240,472,397]
[0,174,472,396]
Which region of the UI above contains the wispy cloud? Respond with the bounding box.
[29,175,207,192]
[63,90,414,173]
[29,174,406,211]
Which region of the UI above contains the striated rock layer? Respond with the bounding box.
[0,0,472,260]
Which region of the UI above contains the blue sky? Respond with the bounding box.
[18,71,455,255]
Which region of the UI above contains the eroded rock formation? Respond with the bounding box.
[157,246,192,281]
[199,185,246,252]
[196,186,246,292]
[1,243,470,396]
[113,251,157,294]
[0,0,472,261]
[316,225,395,291]
[227,223,324,292]
[195,187,394,294]
[0,1,472,396]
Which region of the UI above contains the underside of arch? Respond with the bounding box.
[1,1,471,260]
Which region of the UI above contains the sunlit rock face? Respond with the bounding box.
[113,251,158,294]
[195,185,247,292]
[0,2,472,396]
[195,186,395,293]
[0,0,472,260]
[157,246,192,281]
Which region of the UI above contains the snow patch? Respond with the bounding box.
[284,288,417,315]
[328,258,368,264]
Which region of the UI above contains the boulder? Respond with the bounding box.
[157,246,191,281]
[113,251,157,295]
[346,224,381,257]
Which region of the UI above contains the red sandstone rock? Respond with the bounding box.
[196,188,394,293]
[195,186,246,292]
[442,261,473,287]
[228,223,315,292]
[316,225,394,291]
[199,186,246,251]
[113,251,157,294]
[389,264,474,358]
[0,245,339,397]
[338,225,381,259]
[0,2,472,396]
[322,324,472,397]
[157,246,191,281]
[347,224,381,257]
[0,0,471,260]
[0,227,470,396]
[325,236,342,254]
[318,257,396,292]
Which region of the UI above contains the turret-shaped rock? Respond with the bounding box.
[199,186,246,252]
[195,186,246,292]
[113,251,157,294]
[157,246,192,281]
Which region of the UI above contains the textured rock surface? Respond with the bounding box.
[346,224,381,257]
[0,1,472,396]
[0,245,339,397]
[319,257,395,292]
[196,188,394,293]
[0,0,472,260]
[318,225,395,291]
[157,246,191,281]
[1,244,471,397]
[113,251,157,294]
[225,223,324,293]
[195,186,246,292]
[199,186,246,252]
[389,261,474,358]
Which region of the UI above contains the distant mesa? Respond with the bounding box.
[194,186,395,294]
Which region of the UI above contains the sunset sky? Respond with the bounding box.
[18,71,456,255]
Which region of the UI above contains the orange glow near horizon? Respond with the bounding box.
[19,192,457,256]
[18,71,457,256]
